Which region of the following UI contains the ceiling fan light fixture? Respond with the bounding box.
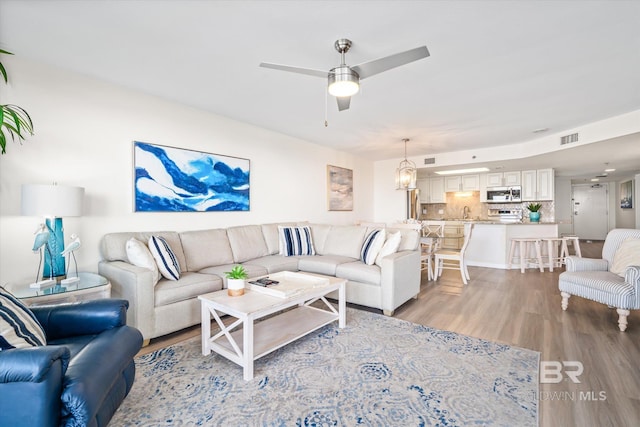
[328,66,360,97]
[261,38,429,111]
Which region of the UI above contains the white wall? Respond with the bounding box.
[373,158,410,224]
[554,177,573,235]
[0,58,374,286]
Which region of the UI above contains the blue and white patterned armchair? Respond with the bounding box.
[559,228,640,331]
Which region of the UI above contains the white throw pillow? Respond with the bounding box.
[375,232,402,266]
[361,229,386,265]
[278,226,316,256]
[610,237,640,277]
[149,236,181,281]
[0,286,47,350]
[126,238,161,285]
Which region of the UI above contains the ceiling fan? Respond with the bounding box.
[259,39,430,111]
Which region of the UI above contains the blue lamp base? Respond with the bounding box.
[44,217,66,279]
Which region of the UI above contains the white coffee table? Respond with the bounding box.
[198,272,346,381]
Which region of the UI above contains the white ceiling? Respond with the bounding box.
[1,0,639,182]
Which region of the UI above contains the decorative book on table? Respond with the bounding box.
[246,271,329,298]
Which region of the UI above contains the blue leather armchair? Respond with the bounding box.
[0,298,143,427]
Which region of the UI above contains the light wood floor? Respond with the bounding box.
[140,241,640,427]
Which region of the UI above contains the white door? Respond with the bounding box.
[572,184,609,240]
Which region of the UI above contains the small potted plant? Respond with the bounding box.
[526,203,542,223]
[225,265,248,296]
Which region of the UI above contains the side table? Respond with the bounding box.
[10,272,111,306]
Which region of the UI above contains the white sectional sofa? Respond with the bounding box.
[98,223,421,341]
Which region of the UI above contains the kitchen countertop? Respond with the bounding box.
[422,218,558,225]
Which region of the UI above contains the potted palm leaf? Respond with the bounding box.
[526,203,542,223]
[1,49,34,154]
[225,265,248,296]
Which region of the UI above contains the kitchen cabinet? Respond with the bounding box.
[486,173,502,187]
[444,174,480,192]
[522,168,554,201]
[429,177,446,203]
[521,170,536,200]
[479,174,488,202]
[504,171,521,186]
[486,171,521,187]
[445,176,461,192]
[462,174,480,191]
[417,178,430,202]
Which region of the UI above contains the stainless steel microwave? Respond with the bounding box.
[486,186,522,203]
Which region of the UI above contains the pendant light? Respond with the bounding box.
[395,138,417,190]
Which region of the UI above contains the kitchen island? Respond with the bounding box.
[462,221,558,270]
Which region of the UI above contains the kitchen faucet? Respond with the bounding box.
[463,206,471,220]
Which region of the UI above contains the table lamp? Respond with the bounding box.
[21,183,84,280]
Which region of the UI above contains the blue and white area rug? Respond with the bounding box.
[111,308,539,426]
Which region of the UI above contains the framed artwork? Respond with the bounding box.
[133,141,250,212]
[620,180,633,209]
[327,165,353,211]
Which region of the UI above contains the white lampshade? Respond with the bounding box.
[328,80,360,97]
[21,184,84,218]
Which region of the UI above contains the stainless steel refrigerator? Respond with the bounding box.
[407,189,420,220]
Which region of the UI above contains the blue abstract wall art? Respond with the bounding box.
[133,141,250,212]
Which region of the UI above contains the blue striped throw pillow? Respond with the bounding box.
[361,229,386,265]
[0,286,47,350]
[278,226,316,256]
[149,236,181,281]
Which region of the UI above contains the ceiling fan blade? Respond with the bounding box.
[352,46,430,79]
[259,62,327,78]
[336,96,351,111]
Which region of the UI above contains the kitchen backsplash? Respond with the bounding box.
[421,191,555,222]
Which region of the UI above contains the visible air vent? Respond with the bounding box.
[423,157,435,165]
[560,133,579,145]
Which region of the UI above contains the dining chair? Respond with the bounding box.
[434,223,474,285]
[420,221,445,280]
[420,236,437,280]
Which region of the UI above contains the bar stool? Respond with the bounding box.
[540,237,564,272]
[561,235,582,257]
[508,238,544,273]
